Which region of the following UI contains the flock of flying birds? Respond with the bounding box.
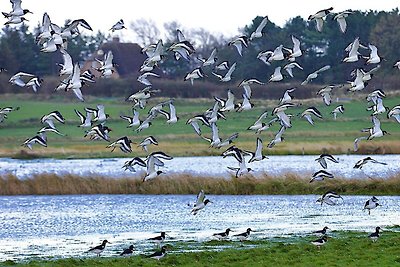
[1,1,400,258]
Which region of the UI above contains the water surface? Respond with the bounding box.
[0,194,398,262]
[0,154,398,179]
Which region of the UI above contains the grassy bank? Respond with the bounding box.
[6,230,400,266]
[1,173,400,195]
[0,95,399,158]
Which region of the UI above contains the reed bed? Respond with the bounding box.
[1,173,400,196]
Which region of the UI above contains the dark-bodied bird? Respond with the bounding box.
[122,157,146,172]
[331,105,345,120]
[228,36,248,56]
[311,235,328,249]
[353,157,387,169]
[233,228,253,241]
[2,0,32,18]
[363,197,380,215]
[87,240,110,257]
[138,136,158,152]
[308,7,334,32]
[387,105,400,123]
[309,170,334,183]
[41,110,65,129]
[146,245,167,260]
[106,136,133,153]
[75,109,92,128]
[119,245,134,256]
[314,226,329,237]
[333,10,354,33]
[244,137,268,163]
[148,232,167,247]
[191,190,212,215]
[110,19,126,32]
[249,16,268,40]
[368,227,381,242]
[184,67,205,85]
[316,191,343,206]
[315,154,339,169]
[22,135,47,150]
[213,228,232,240]
[299,107,323,125]
[84,124,111,142]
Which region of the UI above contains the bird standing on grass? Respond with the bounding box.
[148,232,167,247]
[314,226,329,237]
[87,240,110,257]
[233,228,253,241]
[119,245,134,256]
[146,245,167,260]
[368,227,381,242]
[311,235,328,249]
[213,228,232,240]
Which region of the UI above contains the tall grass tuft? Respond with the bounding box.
[1,173,400,196]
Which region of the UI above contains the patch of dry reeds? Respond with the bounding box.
[1,173,400,196]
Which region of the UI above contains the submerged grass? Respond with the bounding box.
[6,230,400,266]
[1,173,400,195]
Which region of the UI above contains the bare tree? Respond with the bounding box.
[130,18,160,46]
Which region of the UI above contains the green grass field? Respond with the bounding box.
[5,229,400,267]
[0,94,399,158]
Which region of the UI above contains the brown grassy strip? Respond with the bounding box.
[1,173,400,195]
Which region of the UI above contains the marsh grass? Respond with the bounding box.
[8,230,400,267]
[1,173,400,195]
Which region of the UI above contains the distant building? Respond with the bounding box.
[82,37,147,78]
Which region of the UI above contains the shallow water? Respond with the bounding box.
[0,154,399,179]
[0,194,398,262]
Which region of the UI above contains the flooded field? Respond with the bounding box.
[0,194,398,262]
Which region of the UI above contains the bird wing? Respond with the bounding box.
[348,38,360,57]
[284,65,294,78]
[315,18,324,32]
[242,84,252,99]
[60,49,73,73]
[169,103,177,119]
[255,137,263,157]
[371,116,381,133]
[254,110,268,125]
[276,111,291,128]
[303,114,314,125]
[368,44,378,58]
[208,122,217,141]
[322,92,332,106]
[232,42,243,56]
[255,16,268,34]
[146,155,156,174]
[72,88,85,102]
[225,62,237,78]
[316,65,331,74]
[195,190,205,206]
[336,17,347,33]
[176,29,186,42]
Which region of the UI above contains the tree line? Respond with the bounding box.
[0,9,399,98]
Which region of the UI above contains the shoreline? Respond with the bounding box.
[5,229,400,267]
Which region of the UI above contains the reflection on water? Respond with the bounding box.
[0,194,398,261]
[0,154,399,179]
